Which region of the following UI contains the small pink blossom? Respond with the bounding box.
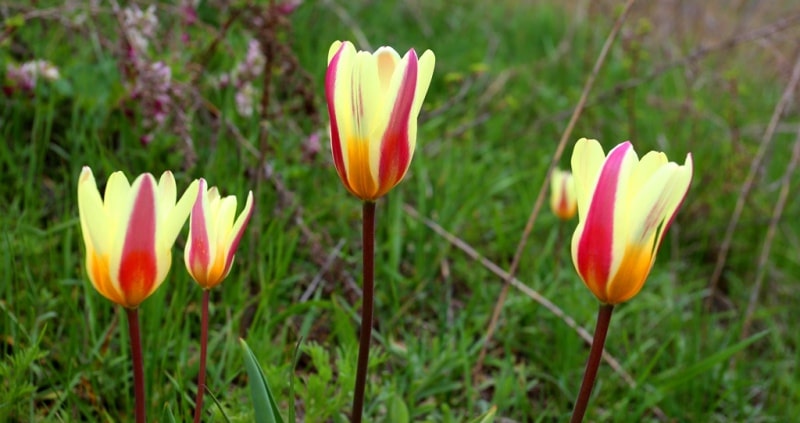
[6,60,60,92]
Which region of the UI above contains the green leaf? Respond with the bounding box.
[468,405,497,423]
[653,331,768,392]
[162,404,177,423]
[240,338,285,423]
[386,393,410,423]
[4,14,25,29]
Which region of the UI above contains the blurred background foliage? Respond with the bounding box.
[1,0,800,421]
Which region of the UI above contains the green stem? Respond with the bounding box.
[126,307,146,423]
[570,303,614,423]
[554,221,564,280]
[193,289,210,423]
[352,201,376,423]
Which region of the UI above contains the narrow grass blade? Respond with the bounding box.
[468,405,497,423]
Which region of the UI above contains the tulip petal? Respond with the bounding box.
[117,174,158,308]
[327,41,348,187]
[575,142,634,299]
[325,40,434,201]
[374,50,417,198]
[605,243,652,303]
[571,138,606,222]
[374,46,401,93]
[78,167,110,257]
[327,40,343,64]
[407,49,435,157]
[222,190,254,279]
[104,171,132,232]
[162,175,197,248]
[187,179,211,283]
[653,154,693,250]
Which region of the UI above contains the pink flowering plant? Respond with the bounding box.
[4,1,791,422]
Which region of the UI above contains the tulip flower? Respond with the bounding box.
[326,40,435,423]
[326,40,435,201]
[550,168,577,221]
[184,178,254,289]
[567,138,693,423]
[570,138,693,305]
[78,166,199,308]
[77,166,198,423]
[184,179,254,423]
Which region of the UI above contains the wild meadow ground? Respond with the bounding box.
[2,0,800,421]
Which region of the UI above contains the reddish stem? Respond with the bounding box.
[570,303,614,423]
[126,307,146,423]
[193,289,210,423]
[351,201,376,423]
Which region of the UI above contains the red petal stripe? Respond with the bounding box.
[377,49,418,196]
[118,176,158,307]
[576,142,630,295]
[222,197,254,279]
[325,44,351,193]
[188,180,210,282]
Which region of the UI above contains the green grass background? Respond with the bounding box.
[2,0,800,421]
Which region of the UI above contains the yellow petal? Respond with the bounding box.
[328,40,344,64]
[570,138,605,222]
[374,46,401,93]
[406,49,436,158]
[163,178,198,248]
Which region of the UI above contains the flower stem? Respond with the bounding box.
[126,307,146,423]
[554,221,565,280]
[352,201,376,423]
[570,303,614,423]
[193,289,210,423]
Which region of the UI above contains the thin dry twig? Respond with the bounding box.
[322,0,371,50]
[474,0,639,377]
[300,239,347,302]
[531,12,800,130]
[737,124,800,344]
[403,204,668,421]
[706,51,800,309]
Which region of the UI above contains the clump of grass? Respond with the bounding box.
[2,0,800,421]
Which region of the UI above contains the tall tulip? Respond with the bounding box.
[325,40,435,423]
[567,138,692,423]
[184,178,254,423]
[570,138,693,305]
[326,40,435,201]
[550,168,577,221]
[184,179,254,290]
[78,167,198,308]
[77,166,198,423]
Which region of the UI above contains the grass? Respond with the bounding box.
[2,0,800,421]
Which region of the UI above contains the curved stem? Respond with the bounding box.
[193,289,210,423]
[352,201,376,423]
[570,304,614,423]
[126,308,146,423]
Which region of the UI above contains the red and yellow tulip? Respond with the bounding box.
[77,167,198,308]
[550,168,577,221]
[325,40,435,201]
[570,138,693,304]
[184,179,254,289]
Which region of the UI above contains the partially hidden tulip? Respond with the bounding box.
[550,168,577,220]
[570,138,693,304]
[325,40,436,201]
[184,179,254,289]
[78,167,199,308]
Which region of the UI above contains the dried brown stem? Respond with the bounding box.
[473,0,638,378]
[737,123,800,344]
[403,204,668,421]
[531,13,800,130]
[706,51,800,308]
